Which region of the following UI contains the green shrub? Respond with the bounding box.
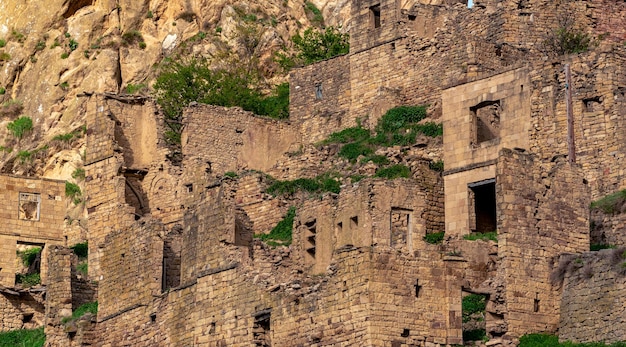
[590,243,616,251]
[0,146,12,153]
[0,52,11,61]
[224,171,238,178]
[126,83,146,94]
[70,242,88,258]
[255,207,296,246]
[339,142,374,162]
[414,122,443,137]
[305,2,324,25]
[289,26,349,66]
[146,10,153,19]
[121,30,145,47]
[72,168,85,180]
[462,294,486,323]
[53,132,74,142]
[62,301,98,324]
[65,182,82,204]
[35,41,45,51]
[7,116,33,139]
[16,273,40,287]
[10,30,25,43]
[0,327,45,347]
[266,173,340,196]
[0,39,5,48]
[464,231,497,242]
[591,189,626,214]
[17,150,32,163]
[360,154,389,165]
[429,160,444,172]
[463,329,486,342]
[375,164,411,179]
[322,126,371,144]
[153,58,290,144]
[377,106,427,133]
[350,175,365,183]
[0,87,4,95]
[18,247,41,267]
[68,39,78,51]
[60,52,69,59]
[423,231,444,244]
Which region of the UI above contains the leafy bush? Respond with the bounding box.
[360,154,389,165]
[0,327,45,347]
[16,273,40,287]
[76,261,88,276]
[0,87,4,95]
[68,39,78,51]
[322,126,371,144]
[462,294,486,323]
[339,142,374,162]
[17,150,32,163]
[11,30,25,43]
[0,52,10,61]
[153,58,290,144]
[18,247,42,267]
[376,106,427,133]
[0,39,5,48]
[464,231,497,242]
[126,83,146,94]
[591,189,626,214]
[463,329,486,342]
[423,231,445,244]
[7,116,33,139]
[266,173,340,196]
[70,242,88,258]
[414,122,443,137]
[62,301,98,324]
[65,182,82,204]
[121,30,145,47]
[375,164,411,179]
[255,207,296,246]
[279,26,349,69]
[224,171,238,178]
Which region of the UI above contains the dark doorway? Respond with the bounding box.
[469,180,497,233]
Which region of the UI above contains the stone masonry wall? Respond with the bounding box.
[0,175,66,286]
[558,249,626,344]
[497,149,590,338]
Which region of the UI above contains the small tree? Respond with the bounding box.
[7,116,33,139]
[276,26,349,70]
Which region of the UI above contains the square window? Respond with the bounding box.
[470,100,501,145]
[19,193,41,221]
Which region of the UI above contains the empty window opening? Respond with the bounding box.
[162,228,182,292]
[468,180,497,234]
[391,208,413,249]
[123,169,148,218]
[534,293,540,312]
[408,14,416,21]
[235,212,253,247]
[253,310,271,347]
[583,96,602,112]
[470,100,501,145]
[370,4,381,28]
[185,184,193,193]
[350,216,359,229]
[15,242,43,287]
[401,328,410,337]
[22,313,34,323]
[150,313,157,322]
[305,219,316,261]
[19,193,41,221]
[315,83,323,100]
[462,292,487,343]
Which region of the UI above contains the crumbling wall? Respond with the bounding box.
[590,211,626,248]
[529,48,626,200]
[497,149,590,338]
[558,249,626,344]
[182,105,298,176]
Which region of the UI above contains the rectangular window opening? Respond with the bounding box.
[19,193,41,221]
[350,215,358,229]
[468,180,497,234]
[253,311,271,347]
[185,183,193,193]
[470,100,501,145]
[583,96,602,112]
[370,4,381,28]
[315,83,323,100]
[15,242,44,286]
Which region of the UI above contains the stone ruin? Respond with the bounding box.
[1,0,626,345]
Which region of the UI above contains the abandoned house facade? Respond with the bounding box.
[0,0,625,346]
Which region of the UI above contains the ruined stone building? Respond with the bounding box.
[1,0,626,346]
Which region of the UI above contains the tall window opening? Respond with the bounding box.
[468,179,497,234]
[253,310,271,347]
[470,100,501,145]
[19,193,41,221]
[370,4,381,28]
[391,208,413,249]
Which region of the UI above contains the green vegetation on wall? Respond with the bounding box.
[7,116,33,139]
[255,207,296,246]
[266,173,340,197]
[276,26,349,70]
[423,231,445,244]
[153,58,290,144]
[0,327,45,347]
[519,334,626,347]
[591,189,626,214]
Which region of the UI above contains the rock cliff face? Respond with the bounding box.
[0,0,349,178]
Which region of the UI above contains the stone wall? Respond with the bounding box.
[182,105,298,176]
[558,249,626,344]
[590,210,626,248]
[0,174,66,286]
[497,149,590,338]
